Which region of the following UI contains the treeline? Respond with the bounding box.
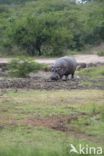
[0,0,104,56]
[0,0,33,4]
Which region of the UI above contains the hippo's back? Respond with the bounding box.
[54,56,77,76]
[55,56,77,69]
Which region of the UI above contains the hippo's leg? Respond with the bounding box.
[65,75,69,80]
[71,73,74,79]
[62,75,69,81]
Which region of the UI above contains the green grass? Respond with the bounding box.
[0,90,104,156]
[78,66,104,88]
[78,66,104,78]
[97,51,104,56]
[0,126,102,156]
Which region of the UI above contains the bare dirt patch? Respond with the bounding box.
[0,54,104,90]
[22,112,98,131]
[19,113,101,143]
[0,71,104,90]
[0,54,104,65]
[0,114,96,142]
[35,54,104,65]
[23,115,75,132]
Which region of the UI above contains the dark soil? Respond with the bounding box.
[0,71,104,90]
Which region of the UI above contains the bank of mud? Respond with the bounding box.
[0,71,104,90]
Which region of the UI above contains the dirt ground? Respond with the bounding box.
[0,103,102,143]
[0,55,104,90]
[0,54,104,64]
[35,54,104,64]
[0,71,104,90]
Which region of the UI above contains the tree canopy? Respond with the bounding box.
[0,0,104,56]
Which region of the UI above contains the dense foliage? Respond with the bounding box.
[0,0,104,56]
[8,58,46,77]
[0,0,33,4]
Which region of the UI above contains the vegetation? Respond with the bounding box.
[97,51,104,56]
[8,58,47,77]
[0,0,104,56]
[0,89,104,156]
[78,66,104,78]
[0,1,104,156]
[77,65,104,88]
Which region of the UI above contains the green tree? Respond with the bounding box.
[2,0,104,56]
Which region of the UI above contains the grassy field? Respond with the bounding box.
[78,66,104,78]
[0,89,104,156]
[77,66,104,89]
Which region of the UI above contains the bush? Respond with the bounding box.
[78,66,104,78]
[1,0,104,56]
[8,58,47,77]
[97,51,104,56]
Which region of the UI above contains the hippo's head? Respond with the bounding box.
[50,65,63,80]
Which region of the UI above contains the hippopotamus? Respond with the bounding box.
[51,56,77,80]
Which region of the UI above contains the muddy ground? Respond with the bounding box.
[0,55,104,90]
[0,70,104,90]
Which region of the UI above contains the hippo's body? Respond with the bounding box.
[51,56,77,80]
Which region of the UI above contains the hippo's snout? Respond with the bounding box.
[50,73,60,81]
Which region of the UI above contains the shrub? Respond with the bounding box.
[97,51,104,56]
[78,66,104,78]
[8,58,47,77]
